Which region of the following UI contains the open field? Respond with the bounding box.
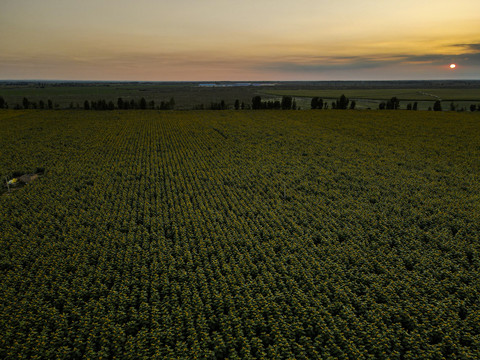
[263,88,480,101]
[261,88,480,111]
[1,110,480,358]
[0,82,262,110]
[2,80,480,110]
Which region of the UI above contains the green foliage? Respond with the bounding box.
[281,96,292,110]
[310,97,323,109]
[251,96,281,110]
[1,110,480,359]
[210,100,226,110]
[22,97,29,109]
[387,97,400,110]
[139,97,147,110]
[265,87,480,101]
[336,94,349,109]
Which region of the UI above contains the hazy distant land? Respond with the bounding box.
[1,80,480,111]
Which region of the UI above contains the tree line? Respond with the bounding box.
[251,95,299,110]
[2,95,480,111]
[0,96,175,111]
[0,97,57,110]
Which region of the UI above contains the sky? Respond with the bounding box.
[1,0,480,81]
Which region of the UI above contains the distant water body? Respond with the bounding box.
[198,83,277,87]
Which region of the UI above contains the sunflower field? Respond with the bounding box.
[1,109,480,359]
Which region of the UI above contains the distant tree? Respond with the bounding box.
[169,97,175,109]
[39,100,45,109]
[336,94,349,109]
[349,100,356,110]
[312,97,325,109]
[379,102,386,110]
[139,97,147,110]
[148,100,155,110]
[281,96,292,110]
[317,98,324,109]
[252,96,262,110]
[413,102,418,111]
[241,101,245,110]
[209,100,226,110]
[406,103,412,110]
[433,100,442,111]
[69,102,74,109]
[234,99,240,110]
[47,99,53,109]
[331,101,336,109]
[478,104,480,111]
[130,99,136,109]
[117,98,124,109]
[292,99,297,110]
[386,97,400,110]
[84,100,90,110]
[108,101,115,110]
[0,96,5,109]
[470,104,477,112]
[450,102,457,111]
[23,97,30,109]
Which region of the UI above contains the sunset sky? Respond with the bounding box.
[1,0,480,81]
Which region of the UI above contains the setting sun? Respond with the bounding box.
[450,63,456,69]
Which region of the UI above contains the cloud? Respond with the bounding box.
[254,46,480,76]
[451,43,480,52]
[2,41,480,80]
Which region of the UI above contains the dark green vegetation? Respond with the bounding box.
[1,110,480,359]
[266,89,480,111]
[265,88,480,102]
[0,82,259,110]
[2,80,480,111]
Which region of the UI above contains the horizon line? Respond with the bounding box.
[2,79,480,83]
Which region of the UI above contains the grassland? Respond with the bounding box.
[0,82,259,110]
[262,88,480,111]
[2,80,480,110]
[1,109,480,359]
[263,88,480,101]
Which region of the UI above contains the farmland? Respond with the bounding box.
[2,80,480,110]
[262,88,480,111]
[1,109,480,359]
